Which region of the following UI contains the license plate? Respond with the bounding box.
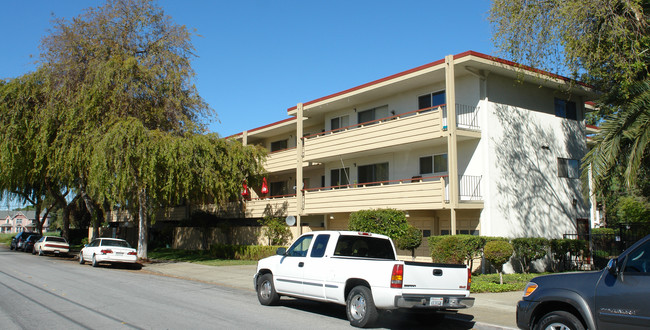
[54,251,59,254]
[116,252,123,256]
[429,298,443,306]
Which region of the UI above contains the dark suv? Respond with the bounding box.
[10,232,35,251]
[22,234,42,253]
[517,234,650,330]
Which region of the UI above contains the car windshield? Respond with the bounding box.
[101,240,131,248]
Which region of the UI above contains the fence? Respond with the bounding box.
[567,223,650,269]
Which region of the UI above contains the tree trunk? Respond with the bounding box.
[137,187,148,260]
[499,271,504,285]
[34,203,42,235]
[81,190,100,239]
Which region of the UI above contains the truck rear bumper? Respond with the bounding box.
[395,295,474,309]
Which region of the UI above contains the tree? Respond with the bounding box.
[258,216,292,246]
[484,240,513,285]
[394,226,422,260]
[490,0,650,210]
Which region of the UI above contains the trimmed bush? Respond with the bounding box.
[484,240,513,284]
[258,216,292,246]
[511,237,549,273]
[395,226,422,259]
[429,235,466,264]
[210,244,283,260]
[348,209,409,239]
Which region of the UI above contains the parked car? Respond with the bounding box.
[10,232,35,251]
[516,234,650,330]
[22,234,42,253]
[255,231,473,327]
[33,236,70,256]
[79,238,137,267]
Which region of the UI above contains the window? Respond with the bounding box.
[16,219,22,225]
[270,181,287,196]
[287,235,313,257]
[558,158,580,179]
[331,115,349,132]
[358,162,389,185]
[310,234,330,258]
[334,235,395,259]
[623,239,650,274]
[418,91,446,110]
[331,168,350,187]
[419,154,448,175]
[358,105,389,125]
[555,98,577,120]
[270,139,288,152]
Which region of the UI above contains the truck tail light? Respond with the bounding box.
[391,264,403,288]
[467,268,472,292]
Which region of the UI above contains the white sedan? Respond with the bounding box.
[79,238,138,267]
[33,236,70,256]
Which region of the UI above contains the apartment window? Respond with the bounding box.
[270,181,287,196]
[419,154,448,175]
[558,158,580,179]
[358,105,389,125]
[270,139,288,152]
[358,162,389,185]
[418,91,446,110]
[331,168,350,187]
[331,115,349,132]
[555,98,577,120]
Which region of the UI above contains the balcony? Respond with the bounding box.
[244,195,297,218]
[302,107,445,162]
[264,147,297,173]
[303,176,447,214]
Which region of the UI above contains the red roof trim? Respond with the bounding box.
[226,117,296,139]
[586,124,600,130]
[287,50,591,113]
[287,58,446,112]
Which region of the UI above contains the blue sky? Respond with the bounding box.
[0,0,494,209]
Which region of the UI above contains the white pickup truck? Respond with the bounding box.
[254,230,474,327]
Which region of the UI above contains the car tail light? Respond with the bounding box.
[127,251,136,256]
[467,268,472,291]
[100,249,113,254]
[391,264,404,288]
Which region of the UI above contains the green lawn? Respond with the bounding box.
[147,248,257,266]
[471,272,543,293]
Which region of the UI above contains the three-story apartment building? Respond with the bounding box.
[230,51,596,256]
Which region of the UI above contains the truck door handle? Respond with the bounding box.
[299,262,304,267]
[433,269,443,276]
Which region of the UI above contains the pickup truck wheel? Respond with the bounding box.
[257,273,280,306]
[535,311,584,330]
[346,286,378,328]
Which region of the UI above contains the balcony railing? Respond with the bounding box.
[264,147,297,172]
[442,103,481,131]
[459,175,482,201]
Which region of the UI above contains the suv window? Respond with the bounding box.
[310,234,330,258]
[623,240,650,274]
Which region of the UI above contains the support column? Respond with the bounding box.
[296,103,304,235]
[445,55,459,235]
[242,130,248,146]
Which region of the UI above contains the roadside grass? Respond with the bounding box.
[147,248,257,266]
[471,273,544,293]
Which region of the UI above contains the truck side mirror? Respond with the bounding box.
[606,258,620,276]
[276,247,287,255]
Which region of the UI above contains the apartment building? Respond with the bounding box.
[230,51,595,255]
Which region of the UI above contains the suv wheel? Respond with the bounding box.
[535,311,584,330]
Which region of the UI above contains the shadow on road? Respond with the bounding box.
[277,297,476,329]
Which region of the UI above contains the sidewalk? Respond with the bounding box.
[142,261,519,329]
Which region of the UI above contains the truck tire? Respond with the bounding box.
[535,311,584,330]
[257,273,280,306]
[346,286,378,328]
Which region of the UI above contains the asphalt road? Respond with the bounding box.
[0,248,481,329]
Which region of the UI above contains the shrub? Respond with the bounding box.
[429,235,466,264]
[511,237,549,273]
[484,240,513,284]
[395,226,423,259]
[258,216,292,246]
[210,244,283,260]
[348,209,409,239]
